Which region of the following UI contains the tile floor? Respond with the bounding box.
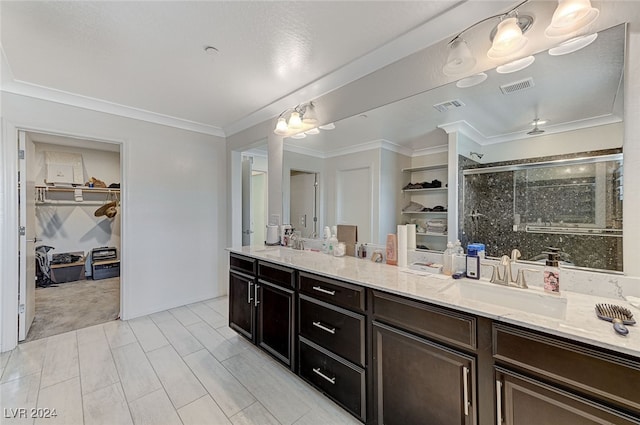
[0,296,360,425]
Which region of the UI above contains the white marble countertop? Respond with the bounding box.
[228,246,640,359]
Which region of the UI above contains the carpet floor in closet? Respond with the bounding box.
[25,277,120,342]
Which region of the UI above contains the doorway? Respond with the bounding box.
[290,170,319,238]
[18,130,122,342]
[241,149,268,246]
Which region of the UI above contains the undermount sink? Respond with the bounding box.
[441,278,567,319]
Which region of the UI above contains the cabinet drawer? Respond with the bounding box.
[493,324,640,414]
[372,290,477,351]
[299,337,366,421]
[299,295,365,366]
[230,253,256,276]
[258,261,295,289]
[299,272,365,313]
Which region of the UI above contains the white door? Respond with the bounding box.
[18,130,37,341]
[241,158,253,246]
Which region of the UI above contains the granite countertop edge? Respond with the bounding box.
[227,246,640,359]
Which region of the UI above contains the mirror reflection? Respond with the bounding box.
[282,23,625,271]
[462,153,623,270]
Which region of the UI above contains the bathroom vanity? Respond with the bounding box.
[228,247,640,425]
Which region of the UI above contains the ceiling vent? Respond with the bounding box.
[500,77,535,95]
[433,99,466,113]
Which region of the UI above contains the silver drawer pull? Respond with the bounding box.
[312,368,336,384]
[312,321,336,334]
[312,286,335,296]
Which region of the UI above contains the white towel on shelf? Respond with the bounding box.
[397,225,408,268]
[74,188,83,202]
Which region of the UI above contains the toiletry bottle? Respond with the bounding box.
[543,247,561,294]
[453,240,465,273]
[466,244,481,279]
[386,234,398,265]
[442,242,454,276]
[328,229,338,256]
[322,226,331,253]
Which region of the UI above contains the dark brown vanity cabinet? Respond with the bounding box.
[229,254,257,340]
[297,272,367,422]
[228,254,296,370]
[371,290,478,425]
[493,324,640,425]
[256,261,296,369]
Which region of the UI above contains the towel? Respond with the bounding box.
[74,188,83,202]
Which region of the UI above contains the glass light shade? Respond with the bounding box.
[290,132,306,139]
[487,17,528,59]
[545,0,599,37]
[288,111,303,129]
[302,105,318,126]
[319,123,335,130]
[443,39,476,76]
[548,33,598,55]
[274,117,288,135]
[305,128,320,135]
[496,56,535,74]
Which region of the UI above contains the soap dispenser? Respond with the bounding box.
[543,247,561,294]
[322,226,331,254]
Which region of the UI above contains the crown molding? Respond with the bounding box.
[411,144,448,157]
[1,79,226,138]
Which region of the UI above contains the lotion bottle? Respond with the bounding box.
[328,227,338,256]
[543,247,561,294]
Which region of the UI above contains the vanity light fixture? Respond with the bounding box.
[496,55,535,74]
[548,32,598,56]
[273,102,335,138]
[442,0,533,76]
[545,0,599,38]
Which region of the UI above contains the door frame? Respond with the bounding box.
[0,121,126,352]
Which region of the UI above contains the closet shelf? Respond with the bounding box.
[401,164,447,173]
[35,185,120,194]
[402,188,447,193]
[402,211,448,215]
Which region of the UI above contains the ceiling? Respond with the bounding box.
[1,0,477,137]
[1,1,635,152]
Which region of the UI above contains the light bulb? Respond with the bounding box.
[545,0,599,37]
[274,117,288,135]
[288,111,302,129]
[488,17,528,59]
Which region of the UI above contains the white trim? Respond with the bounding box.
[411,144,449,157]
[1,80,226,138]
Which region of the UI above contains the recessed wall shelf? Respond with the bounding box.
[402,188,448,193]
[401,164,447,173]
[416,232,447,237]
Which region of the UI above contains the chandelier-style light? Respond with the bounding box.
[273,102,335,138]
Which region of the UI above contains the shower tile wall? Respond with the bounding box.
[459,150,623,271]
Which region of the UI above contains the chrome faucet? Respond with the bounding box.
[290,234,305,250]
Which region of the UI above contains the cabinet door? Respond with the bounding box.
[373,321,476,425]
[257,279,295,368]
[496,368,639,425]
[229,271,255,341]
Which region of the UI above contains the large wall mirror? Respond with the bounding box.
[282,23,625,271]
